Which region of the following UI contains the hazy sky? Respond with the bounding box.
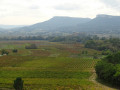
[0,0,120,25]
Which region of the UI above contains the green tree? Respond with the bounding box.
[93,53,98,59]
[13,77,24,90]
[95,52,120,85]
[13,49,18,53]
[95,61,115,81]
[1,49,9,55]
[85,40,96,48]
[105,52,120,64]
[25,44,37,49]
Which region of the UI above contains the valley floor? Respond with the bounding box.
[0,40,117,90]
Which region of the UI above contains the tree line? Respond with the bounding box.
[85,38,120,52]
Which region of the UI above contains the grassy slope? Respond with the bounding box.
[0,40,100,89]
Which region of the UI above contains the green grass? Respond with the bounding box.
[19,57,97,71]
[0,70,91,79]
[0,40,100,89]
[0,78,93,89]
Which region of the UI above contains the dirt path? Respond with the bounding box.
[89,71,118,90]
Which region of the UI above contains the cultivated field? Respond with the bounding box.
[0,40,102,89]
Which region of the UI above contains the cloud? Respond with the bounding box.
[29,5,40,9]
[100,0,120,10]
[54,3,80,11]
[0,0,120,25]
[0,8,7,12]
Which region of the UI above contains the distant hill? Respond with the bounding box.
[75,14,120,33]
[0,28,5,32]
[0,25,26,29]
[13,16,91,31]
[31,16,91,30]
[1,14,120,36]
[9,16,91,36]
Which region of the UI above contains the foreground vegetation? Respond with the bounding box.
[0,40,101,89]
[95,52,120,86]
[0,35,119,89]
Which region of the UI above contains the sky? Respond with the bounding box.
[0,0,120,25]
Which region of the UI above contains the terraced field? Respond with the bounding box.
[0,40,102,89]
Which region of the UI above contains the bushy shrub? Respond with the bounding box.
[13,49,18,53]
[95,52,120,85]
[13,77,24,90]
[1,49,9,55]
[25,44,37,49]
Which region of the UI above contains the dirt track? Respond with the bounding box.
[89,71,118,90]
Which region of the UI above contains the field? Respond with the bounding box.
[0,40,102,89]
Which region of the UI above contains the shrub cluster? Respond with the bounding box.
[95,52,120,85]
[25,44,37,49]
[1,49,9,55]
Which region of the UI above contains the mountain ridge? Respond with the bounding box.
[0,14,120,36]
